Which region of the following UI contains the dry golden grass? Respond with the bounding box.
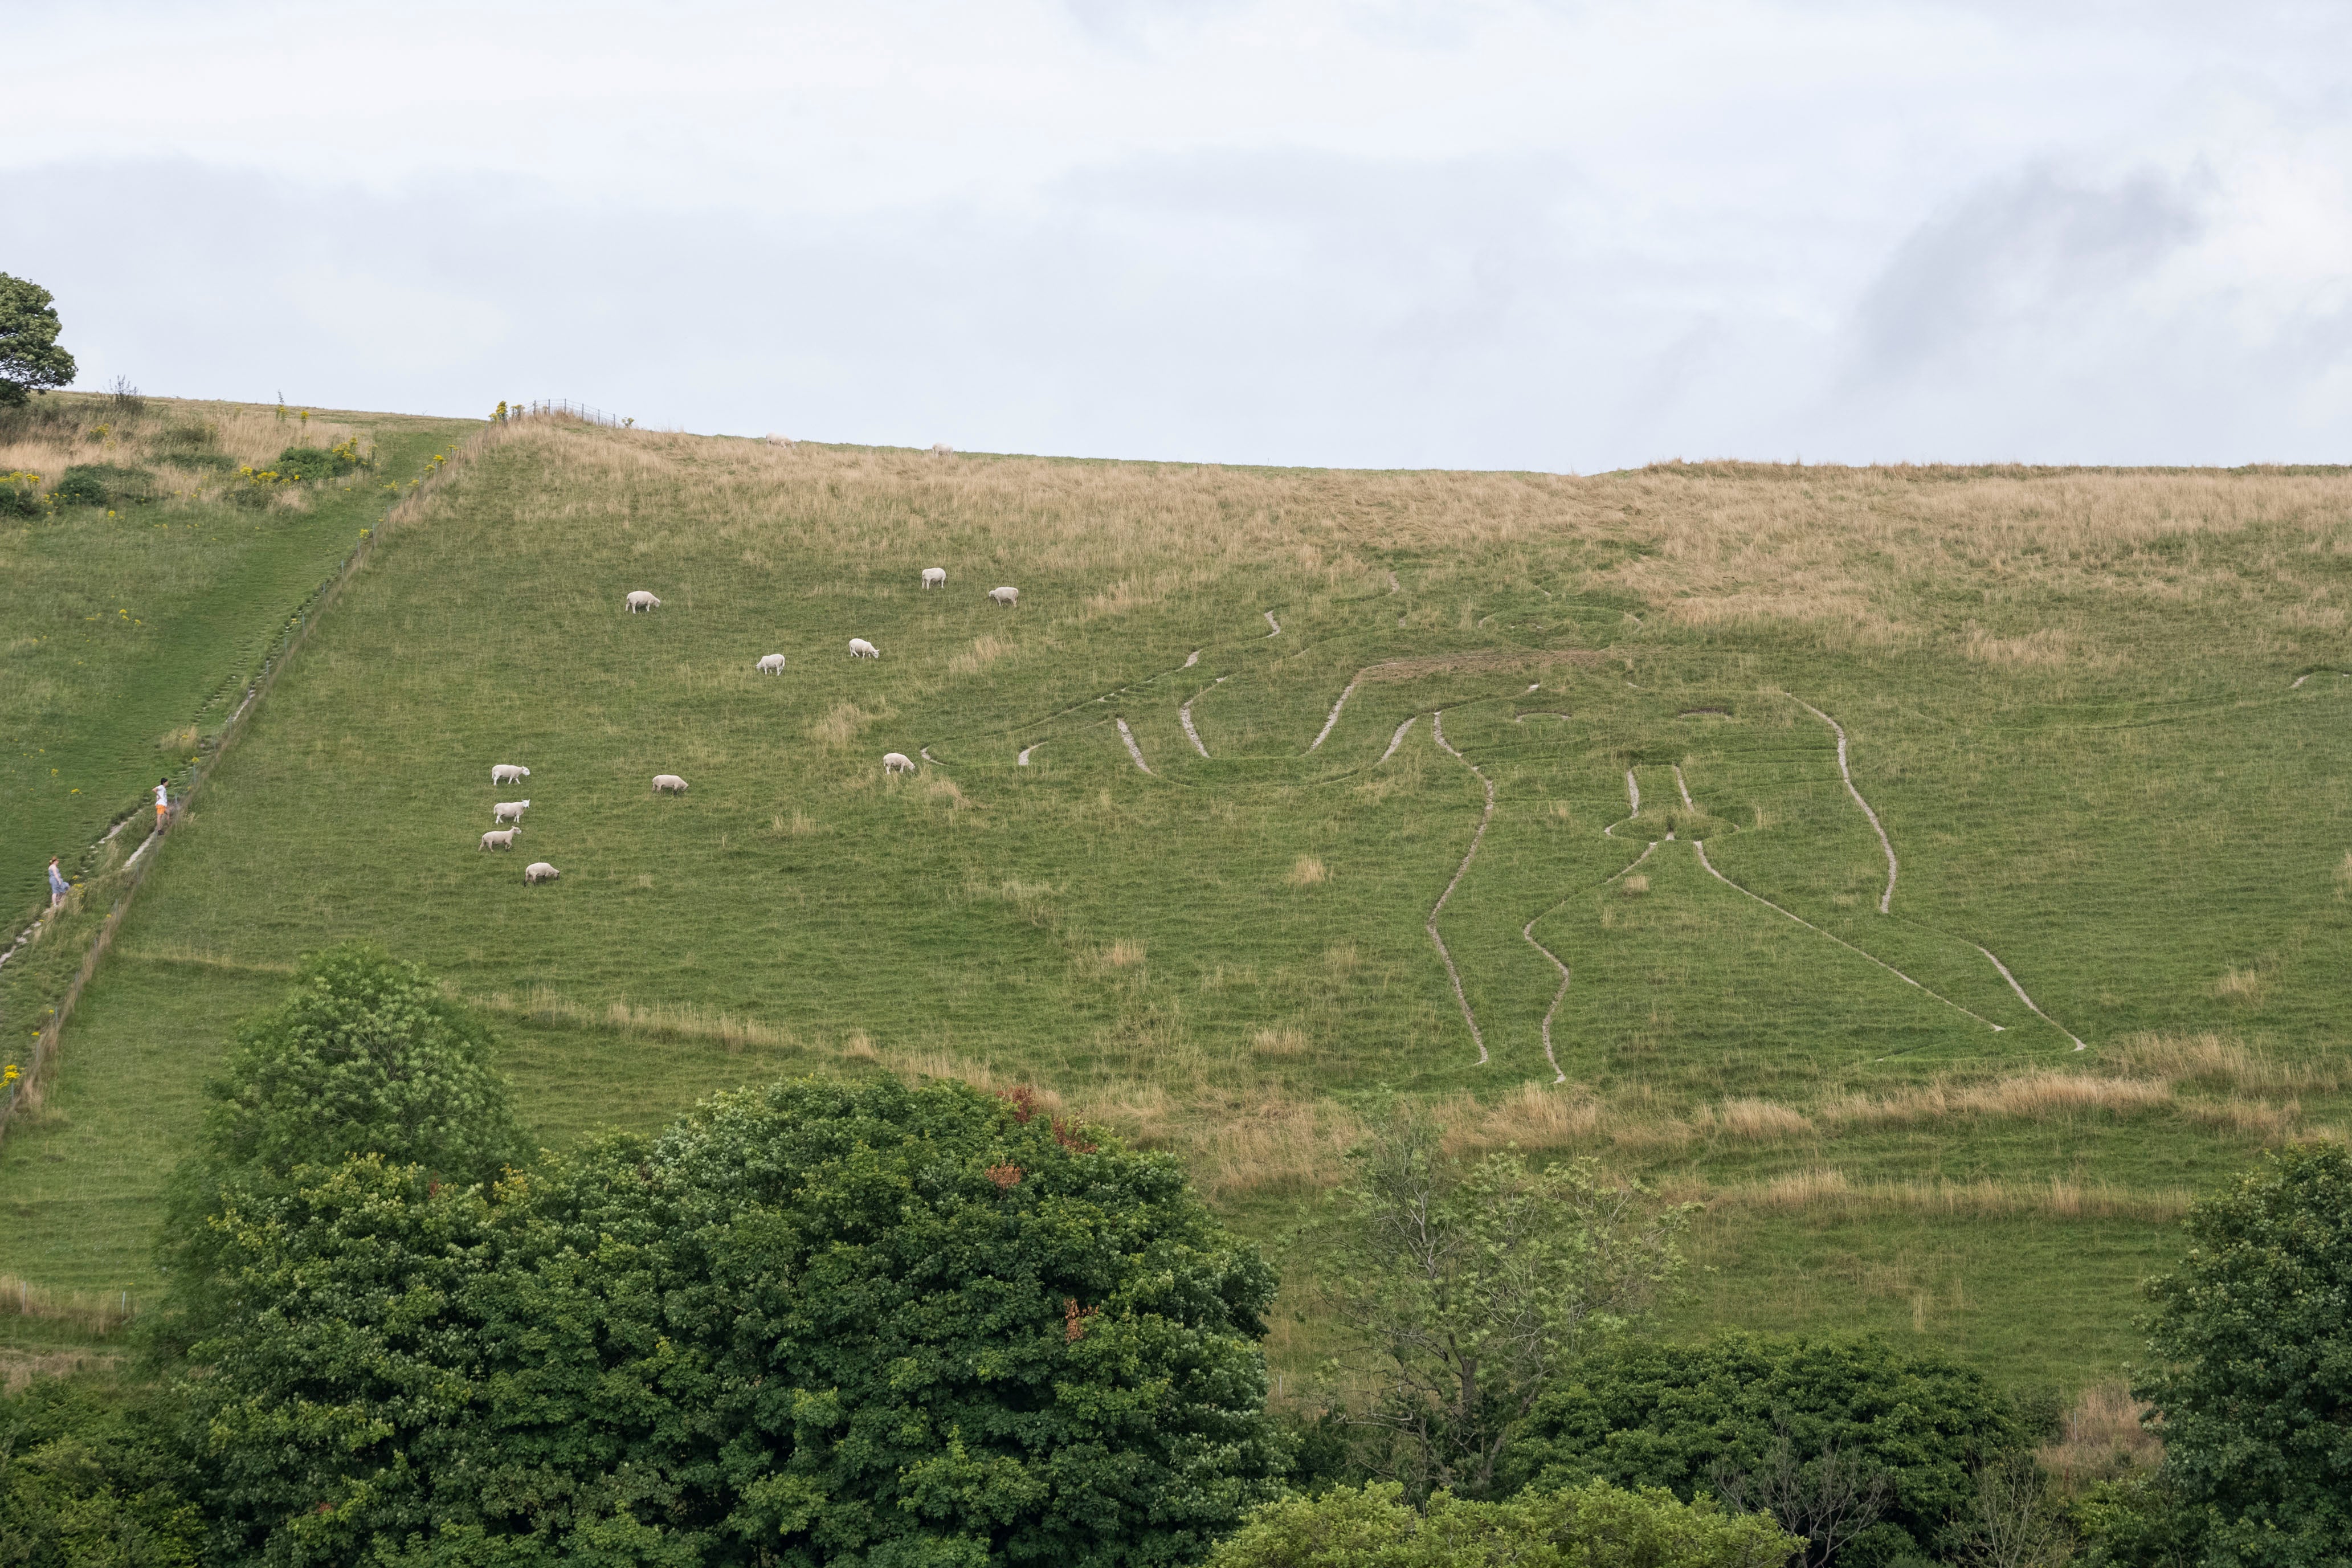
[2213,967,2267,1003]
[0,1273,136,1334]
[842,1031,878,1062]
[1286,856,1329,887]
[2040,1381,2163,1487]
[1963,626,2103,668]
[0,395,371,507]
[1729,1169,2194,1222]
[1821,1073,2173,1128]
[948,634,1013,676]
[1619,874,1651,896]
[807,701,880,752]
[1104,939,1146,969]
[1251,1027,1309,1057]
[1703,1097,1815,1140]
[2109,1032,2341,1094]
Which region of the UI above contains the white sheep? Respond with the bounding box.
[883,752,915,774]
[757,654,787,674]
[652,774,688,794]
[848,638,879,659]
[764,432,794,447]
[524,861,561,884]
[480,827,520,852]
[921,567,946,590]
[491,763,530,785]
[988,586,1019,608]
[930,443,954,456]
[626,590,662,612]
[493,799,530,824]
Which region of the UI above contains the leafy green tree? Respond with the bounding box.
[2136,1143,2352,1567]
[0,274,75,408]
[1318,1112,1692,1501]
[177,1077,1288,1565]
[1203,1479,1798,1568]
[1506,1334,2025,1567]
[158,942,524,1347]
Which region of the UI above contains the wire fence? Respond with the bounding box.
[507,399,631,428]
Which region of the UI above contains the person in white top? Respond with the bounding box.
[154,777,170,830]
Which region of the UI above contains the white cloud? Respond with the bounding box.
[4,0,2347,466]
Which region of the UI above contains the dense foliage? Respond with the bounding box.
[192,942,524,1183]
[1320,1112,1690,1500]
[0,272,75,407]
[0,1380,201,1567]
[1506,1334,2026,1567]
[2137,1143,2352,1567]
[1203,1480,1796,1568]
[173,1074,1287,1565]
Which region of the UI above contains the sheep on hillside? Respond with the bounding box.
[524,861,561,884]
[626,590,662,612]
[765,433,794,447]
[883,752,915,774]
[988,586,1019,608]
[848,638,879,659]
[492,763,530,785]
[757,654,787,674]
[493,799,530,824]
[652,774,688,794]
[921,567,945,589]
[480,827,521,852]
[930,443,954,456]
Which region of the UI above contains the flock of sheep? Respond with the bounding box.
[482,568,1019,884]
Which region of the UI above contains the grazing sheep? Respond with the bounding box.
[493,799,530,824]
[626,590,662,612]
[524,861,561,884]
[479,827,520,852]
[930,443,954,456]
[764,432,794,447]
[652,774,688,794]
[883,752,915,774]
[491,763,529,785]
[921,567,946,589]
[988,586,1019,608]
[757,653,787,674]
[848,638,879,659]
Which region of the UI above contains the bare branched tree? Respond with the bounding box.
[1950,1459,2075,1568]
[1322,1109,1692,1501]
[1709,1424,1892,1567]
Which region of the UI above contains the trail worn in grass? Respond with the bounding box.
[6,426,2350,1391]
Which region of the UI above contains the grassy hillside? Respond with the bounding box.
[0,394,480,917]
[6,420,2350,1391]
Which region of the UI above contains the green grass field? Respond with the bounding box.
[5,421,2349,1394]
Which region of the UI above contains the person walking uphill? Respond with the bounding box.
[154,777,169,831]
[47,856,69,909]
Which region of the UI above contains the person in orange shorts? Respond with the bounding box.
[154,776,170,830]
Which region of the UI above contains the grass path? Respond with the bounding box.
[1427,709,1497,1064]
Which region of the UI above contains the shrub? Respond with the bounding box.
[2137,1142,2352,1564]
[0,1378,202,1567]
[50,463,154,509]
[273,436,368,483]
[1204,1480,1798,1568]
[0,470,45,517]
[1506,1334,2026,1567]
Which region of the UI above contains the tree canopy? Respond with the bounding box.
[2138,1142,2352,1567]
[174,1076,1288,1566]
[0,274,75,407]
[1203,1480,1796,1568]
[1505,1333,2026,1567]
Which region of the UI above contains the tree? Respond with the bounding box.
[2136,1142,2352,1568]
[0,1379,201,1568]
[158,942,524,1345]
[193,942,522,1181]
[176,1077,1288,1565]
[0,275,75,408]
[1506,1334,2027,1567]
[1319,1111,1692,1501]
[1203,1479,1798,1568]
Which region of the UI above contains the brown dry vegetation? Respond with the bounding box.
[0,395,373,510]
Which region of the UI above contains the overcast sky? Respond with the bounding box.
[8,1,2349,469]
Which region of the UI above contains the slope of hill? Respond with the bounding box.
[5,418,2349,1388]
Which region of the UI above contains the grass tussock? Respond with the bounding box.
[807,702,881,752]
[1104,939,1146,969]
[2040,1381,2163,1487]
[1285,856,1329,887]
[2108,1033,2340,1095]
[1821,1073,2173,1128]
[1251,1027,1308,1057]
[948,634,1012,676]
